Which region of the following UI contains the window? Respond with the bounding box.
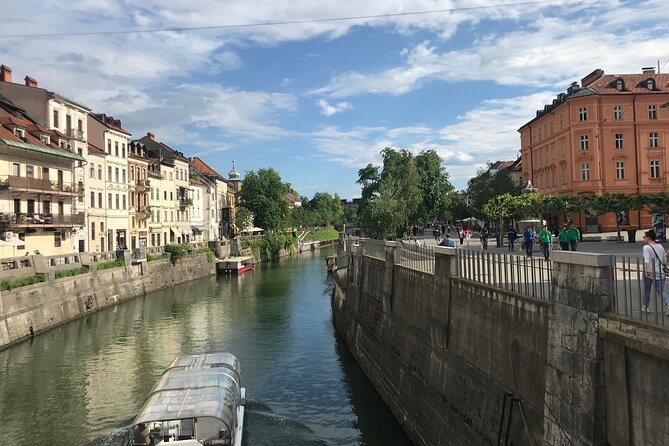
[108,193,112,209]
[648,79,655,90]
[122,195,126,210]
[616,162,625,179]
[15,128,25,139]
[101,222,104,233]
[562,166,567,184]
[91,222,96,240]
[122,143,125,158]
[615,79,624,91]
[107,139,112,154]
[116,194,120,209]
[581,163,590,181]
[26,165,34,178]
[164,191,167,200]
[98,166,102,180]
[122,169,126,184]
[98,192,103,208]
[579,107,587,121]
[90,191,95,207]
[42,167,49,180]
[130,166,135,180]
[115,141,119,157]
[89,164,95,178]
[108,166,112,181]
[650,132,660,148]
[12,163,20,176]
[649,105,657,120]
[651,160,661,179]
[580,135,589,150]
[559,115,564,129]
[170,192,173,201]
[43,200,51,215]
[54,232,62,248]
[115,167,119,183]
[614,105,622,120]
[615,133,624,149]
[561,139,566,155]
[41,135,50,145]
[53,109,59,128]
[169,172,173,181]
[78,118,83,133]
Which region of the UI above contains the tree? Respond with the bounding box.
[238,168,290,231]
[234,207,253,232]
[414,150,454,222]
[467,166,522,219]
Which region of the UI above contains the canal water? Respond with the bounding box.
[0,248,412,446]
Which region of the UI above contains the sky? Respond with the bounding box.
[1,0,669,199]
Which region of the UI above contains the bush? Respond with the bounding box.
[242,233,296,261]
[0,274,46,291]
[196,247,215,263]
[55,266,89,279]
[304,227,339,242]
[96,258,126,271]
[163,244,189,265]
[146,253,168,262]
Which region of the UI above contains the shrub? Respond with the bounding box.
[96,258,126,271]
[55,266,89,279]
[146,253,168,262]
[196,247,215,263]
[0,274,46,291]
[304,227,339,242]
[242,233,296,261]
[163,244,189,265]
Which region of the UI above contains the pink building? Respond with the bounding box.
[519,68,669,232]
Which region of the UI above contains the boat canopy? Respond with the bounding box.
[132,353,241,431]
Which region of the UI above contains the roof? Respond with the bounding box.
[89,113,131,135]
[190,177,207,187]
[586,73,669,94]
[190,156,225,180]
[87,142,107,156]
[285,192,301,204]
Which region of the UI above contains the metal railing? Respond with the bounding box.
[0,212,85,228]
[455,248,553,301]
[179,197,193,207]
[397,241,434,273]
[362,239,387,260]
[46,254,81,267]
[610,255,669,327]
[0,175,84,195]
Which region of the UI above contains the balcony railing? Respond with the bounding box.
[65,128,85,140]
[179,197,193,207]
[135,205,151,220]
[130,179,150,191]
[0,175,84,195]
[0,212,85,229]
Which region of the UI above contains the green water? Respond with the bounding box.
[0,248,413,446]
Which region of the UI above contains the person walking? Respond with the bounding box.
[466,228,472,246]
[558,225,570,251]
[642,230,669,314]
[538,225,552,260]
[568,224,580,251]
[506,227,518,251]
[458,228,465,246]
[480,226,489,250]
[523,226,535,257]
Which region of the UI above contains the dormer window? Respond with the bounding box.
[14,128,26,141]
[648,79,655,90]
[615,79,624,91]
[41,135,50,145]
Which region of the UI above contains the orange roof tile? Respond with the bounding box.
[586,73,669,94]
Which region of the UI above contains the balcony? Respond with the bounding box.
[179,197,193,207]
[135,205,151,220]
[130,179,150,192]
[0,175,85,196]
[0,212,85,229]
[65,128,85,141]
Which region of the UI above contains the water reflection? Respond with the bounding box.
[0,248,412,446]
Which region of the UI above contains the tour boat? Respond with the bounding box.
[325,255,337,273]
[122,352,245,446]
[218,256,255,274]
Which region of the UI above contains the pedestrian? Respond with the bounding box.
[523,226,535,257]
[642,230,669,314]
[506,227,518,251]
[558,225,570,251]
[466,228,472,246]
[480,226,489,250]
[538,224,552,260]
[568,224,580,251]
[447,225,451,235]
[439,234,456,248]
[458,228,465,246]
[434,226,441,242]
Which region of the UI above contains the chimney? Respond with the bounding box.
[24,75,37,88]
[0,65,12,83]
[147,132,154,140]
[642,67,656,75]
[581,68,604,87]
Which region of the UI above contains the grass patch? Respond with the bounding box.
[0,274,46,291]
[55,266,89,279]
[303,227,339,242]
[242,233,296,261]
[163,244,189,265]
[96,258,126,271]
[146,253,168,262]
[196,247,215,263]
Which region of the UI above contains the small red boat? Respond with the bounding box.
[218,256,255,274]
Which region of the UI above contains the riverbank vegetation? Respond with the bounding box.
[96,258,126,271]
[304,227,339,242]
[196,247,215,262]
[0,274,46,291]
[55,267,89,279]
[242,233,296,261]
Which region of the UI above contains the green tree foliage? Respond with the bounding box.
[467,167,522,218]
[356,147,453,239]
[234,207,253,232]
[291,192,344,228]
[238,168,290,231]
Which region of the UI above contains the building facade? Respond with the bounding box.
[519,68,669,231]
[85,143,107,252]
[127,141,150,249]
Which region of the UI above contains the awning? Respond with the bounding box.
[171,227,180,236]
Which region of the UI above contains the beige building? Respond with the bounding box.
[0,95,85,256]
[190,157,231,239]
[147,157,163,247]
[128,141,150,249]
[173,153,192,242]
[85,143,107,252]
[88,114,130,250]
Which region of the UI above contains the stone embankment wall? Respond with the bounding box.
[332,242,669,446]
[0,253,215,351]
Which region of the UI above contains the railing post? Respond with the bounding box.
[543,251,613,446]
[432,246,457,351]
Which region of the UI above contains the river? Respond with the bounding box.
[0,248,412,446]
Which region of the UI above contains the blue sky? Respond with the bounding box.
[2,0,669,199]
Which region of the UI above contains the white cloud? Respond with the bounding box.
[317,99,352,116]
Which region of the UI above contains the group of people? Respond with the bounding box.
[506,223,581,260]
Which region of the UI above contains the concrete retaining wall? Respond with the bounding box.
[0,253,215,350]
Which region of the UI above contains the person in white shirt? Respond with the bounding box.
[642,230,669,314]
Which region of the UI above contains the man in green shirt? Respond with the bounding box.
[538,225,552,260]
[568,224,580,251]
[558,226,570,251]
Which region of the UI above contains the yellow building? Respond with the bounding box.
[128,141,150,249]
[0,96,85,256]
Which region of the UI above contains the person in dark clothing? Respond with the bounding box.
[506,228,518,251]
[523,227,535,257]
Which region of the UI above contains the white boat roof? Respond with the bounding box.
[133,353,241,427]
